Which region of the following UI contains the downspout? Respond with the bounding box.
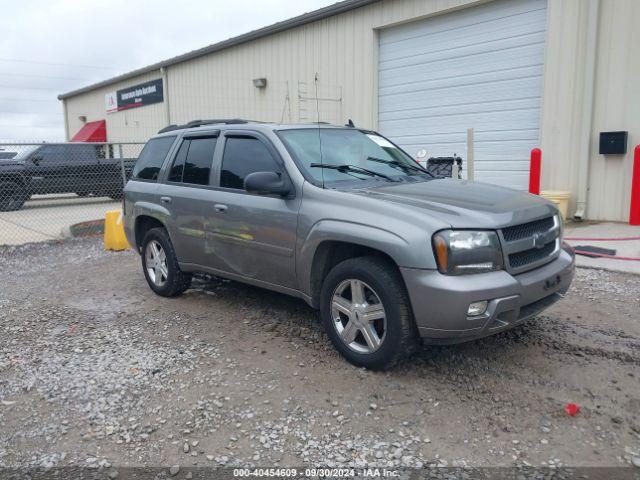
[574,0,600,220]
[62,99,70,141]
[161,67,171,126]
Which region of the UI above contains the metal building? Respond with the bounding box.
[58,0,640,222]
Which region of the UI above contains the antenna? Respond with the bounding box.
[314,72,325,188]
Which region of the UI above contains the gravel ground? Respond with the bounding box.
[0,238,639,474]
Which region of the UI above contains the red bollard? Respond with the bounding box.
[529,148,541,195]
[630,145,640,226]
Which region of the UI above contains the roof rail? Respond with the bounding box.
[157,118,251,134]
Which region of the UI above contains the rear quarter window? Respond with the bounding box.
[131,136,176,181]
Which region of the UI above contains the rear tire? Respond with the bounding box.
[0,181,29,211]
[141,227,192,297]
[320,256,419,370]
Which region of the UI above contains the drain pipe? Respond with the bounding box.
[161,67,171,126]
[574,0,600,221]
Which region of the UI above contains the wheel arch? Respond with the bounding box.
[300,221,411,308]
[134,215,167,253]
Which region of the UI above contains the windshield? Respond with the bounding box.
[278,128,430,186]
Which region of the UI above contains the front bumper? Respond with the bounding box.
[401,245,575,344]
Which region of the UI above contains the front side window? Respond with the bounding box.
[37,145,65,163]
[220,137,280,190]
[278,128,429,186]
[132,136,176,181]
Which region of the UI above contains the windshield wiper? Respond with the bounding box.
[366,156,434,177]
[310,163,396,181]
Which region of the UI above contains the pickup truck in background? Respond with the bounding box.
[0,144,136,211]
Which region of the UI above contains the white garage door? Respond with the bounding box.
[378,0,547,189]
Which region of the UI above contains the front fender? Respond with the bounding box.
[297,219,419,301]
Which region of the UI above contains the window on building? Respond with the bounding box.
[183,137,216,185]
[131,136,176,181]
[220,137,280,190]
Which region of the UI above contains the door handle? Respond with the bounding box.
[160,196,172,204]
[214,204,228,212]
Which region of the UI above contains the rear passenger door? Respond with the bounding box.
[28,145,67,193]
[203,131,300,288]
[159,132,218,265]
[66,145,102,195]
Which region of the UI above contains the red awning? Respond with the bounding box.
[70,120,106,142]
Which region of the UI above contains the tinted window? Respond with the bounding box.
[278,129,427,185]
[37,145,65,162]
[168,140,189,182]
[183,137,216,185]
[132,136,176,181]
[221,137,280,190]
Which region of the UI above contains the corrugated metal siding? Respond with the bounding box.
[378,0,546,189]
[62,0,640,220]
[586,0,640,221]
[539,0,640,221]
[64,0,480,141]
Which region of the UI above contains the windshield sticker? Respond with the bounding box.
[366,134,396,149]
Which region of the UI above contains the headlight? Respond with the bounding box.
[432,230,503,275]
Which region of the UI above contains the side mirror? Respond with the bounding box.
[32,156,43,165]
[244,171,291,197]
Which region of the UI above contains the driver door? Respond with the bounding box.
[202,132,300,288]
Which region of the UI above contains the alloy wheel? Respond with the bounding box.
[331,279,387,354]
[145,240,168,287]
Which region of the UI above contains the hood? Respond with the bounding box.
[351,178,557,229]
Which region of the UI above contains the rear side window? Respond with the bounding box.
[131,136,176,181]
[183,137,216,185]
[168,140,189,182]
[220,137,280,190]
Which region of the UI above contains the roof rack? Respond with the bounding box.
[157,118,250,134]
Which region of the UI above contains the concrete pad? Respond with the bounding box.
[564,221,640,275]
[0,194,121,246]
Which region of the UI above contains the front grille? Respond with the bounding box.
[508,240,556,269]
[502,216,555,242]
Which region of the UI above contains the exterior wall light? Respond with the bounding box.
[253,78,267,89]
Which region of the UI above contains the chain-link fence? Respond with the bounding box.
[0,142,144,245]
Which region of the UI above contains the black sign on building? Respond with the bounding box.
[106,78,163,113]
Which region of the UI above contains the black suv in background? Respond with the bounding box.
[0,144,135,211]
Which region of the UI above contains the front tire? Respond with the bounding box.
[141,227,192,297]
[320,256,419,370]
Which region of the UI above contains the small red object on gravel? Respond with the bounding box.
[565,403,580,416]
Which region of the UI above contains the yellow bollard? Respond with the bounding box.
[104,210,130,251]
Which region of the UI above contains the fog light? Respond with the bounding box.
[467,300,488,317]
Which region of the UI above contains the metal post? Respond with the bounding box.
[529,148,542,195]
[118,144,127,188]
[466,128,474,181]
[630,145,640,225]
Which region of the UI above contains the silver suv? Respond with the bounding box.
[123,120,575,369]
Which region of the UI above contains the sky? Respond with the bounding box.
[0,0,336,141]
